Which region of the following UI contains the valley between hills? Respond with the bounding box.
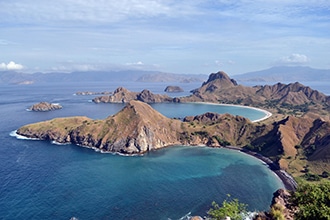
[17,71,330,183]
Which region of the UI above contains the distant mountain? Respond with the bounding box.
[0,70,207,85]
[136,72,206,83]
[234,66,330,82]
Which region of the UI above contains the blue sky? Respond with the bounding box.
[0,0,329,75]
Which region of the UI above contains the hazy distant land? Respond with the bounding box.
[1,66,330,85]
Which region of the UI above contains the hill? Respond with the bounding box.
[16,100,257,154]
[17,100,183,154]
[16,98,330,175]
[234,66,330,82]
[181,71,330,115]
[16,70,330,179]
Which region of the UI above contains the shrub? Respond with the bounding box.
[270,203,285,220]
[321,171,329,178]
[207,195,248,220]
[292,182,330,220]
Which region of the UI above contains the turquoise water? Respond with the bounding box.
[0,82,282,219]
[1,143,283,219]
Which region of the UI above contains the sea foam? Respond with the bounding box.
[10,130,39,140]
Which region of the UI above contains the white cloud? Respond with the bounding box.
[124,61,160,70]
[0,0,176,24]
[0,61,24,70]
[215,60,235,66]
[126,61,144,66]
[50,63,101,72]
[274,53,310,66]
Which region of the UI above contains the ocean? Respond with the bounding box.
[1,80,327,220]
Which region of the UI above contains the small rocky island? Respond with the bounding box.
[164,85,184,93]
[29,102,62,111]
[75,91,111,95]
[92,87,179,103]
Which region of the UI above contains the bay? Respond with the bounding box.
[0,81,285,220]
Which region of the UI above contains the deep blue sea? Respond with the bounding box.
[1,80,327,220]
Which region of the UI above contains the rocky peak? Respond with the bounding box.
[119,100,165,121]
[189,71,238,97]
[203,71,238,87]
[113,87,130,94]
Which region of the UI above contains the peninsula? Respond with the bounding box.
[17,71,330,180]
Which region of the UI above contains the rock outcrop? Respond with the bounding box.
[92,87,174,103]
[164,86,184,93]
[29,102,62,111]
[270,189,296,220]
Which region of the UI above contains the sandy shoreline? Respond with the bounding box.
[223,146,297,191]
[190,102,298,190]
[192,102,272,123]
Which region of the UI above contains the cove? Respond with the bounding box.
[2,141,283,219]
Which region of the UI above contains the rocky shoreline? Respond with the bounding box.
[223,146,297,191]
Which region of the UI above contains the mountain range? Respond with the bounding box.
[0,69,207,84]
[2,65,330,85]
[234,66,330,82]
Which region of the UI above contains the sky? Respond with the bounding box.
[0,0,329,75]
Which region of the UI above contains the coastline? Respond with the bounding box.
[192,102,272,123]
[222,146,297,192]
[12,128,297,191]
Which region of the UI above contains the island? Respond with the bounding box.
[20,71,330,175]
[16,70,330,218]
[164,85,184,93]
[28,102,62,111]
[75,91,111,95]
